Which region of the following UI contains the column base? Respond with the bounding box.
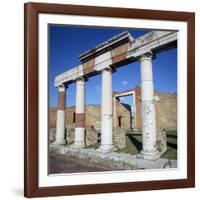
[137,149,161,161]
[96,144,115,153]
[53,139,66,145]
[71,142,85,149]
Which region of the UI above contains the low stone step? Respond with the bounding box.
[50,144,177,171]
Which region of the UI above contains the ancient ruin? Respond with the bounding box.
[52,30,177,161]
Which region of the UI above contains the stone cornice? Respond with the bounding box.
[55,30,177,87]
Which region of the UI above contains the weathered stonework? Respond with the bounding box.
[154,93,177,130]
[85,128,100,146]
[113,128,127,149]
[49,88,176,151]
[82,59,95,75]
[57,91,66,110]
[111,42,129,64]
[85,105,101,129]
[50,144,177,170]
[54,31,177,87]
[142,101,156,138]
[50,90,177,132]
[156,130,167,154]
[134,86,142,130]
[54,85,66,145]
[75,113,85,127]
[53,30,177,161]
[114,99,131,130]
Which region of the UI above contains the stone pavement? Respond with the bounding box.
[50,144,177,171]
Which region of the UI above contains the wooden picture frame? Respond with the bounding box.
[24,2,195,198]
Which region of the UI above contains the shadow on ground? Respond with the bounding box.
[117,129,177,160]
[126,134,142,152]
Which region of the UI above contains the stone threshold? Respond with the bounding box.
[50,144,177,171]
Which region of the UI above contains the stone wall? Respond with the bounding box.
[125,86,177,131]
[155,93,177,130]
[114,100,132,129]
[49,89,177,131]
[49,103,131,130]
[49,103,131,149]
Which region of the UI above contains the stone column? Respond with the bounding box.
[54,84,66,145]
[138,52,160,160]
[132,92,136,129]
[72,77,86,148]
[97,67,114,153]
[113,96,117,128]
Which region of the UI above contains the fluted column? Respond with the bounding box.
[138,52,160,160]
[97,67,114,153]
[72,77,86,148]
[54,84,66,145]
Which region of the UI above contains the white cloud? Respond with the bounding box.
[122,80,128,86]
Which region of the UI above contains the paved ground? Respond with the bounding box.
[49,151,112,174]
[49,145,177,174]
[49,130,177,174]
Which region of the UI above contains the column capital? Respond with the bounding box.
[139,51,154,62]
[57,84,67,92]
[76,76,88,82]
[102,66,112,72]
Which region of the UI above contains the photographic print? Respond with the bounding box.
[48,26,178,174]
[24,2,195,197]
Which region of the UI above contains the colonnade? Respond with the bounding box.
[54,52,160,160]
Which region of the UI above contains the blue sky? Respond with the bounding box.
[49,25,177,107]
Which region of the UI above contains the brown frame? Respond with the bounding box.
[24,2,195,198]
